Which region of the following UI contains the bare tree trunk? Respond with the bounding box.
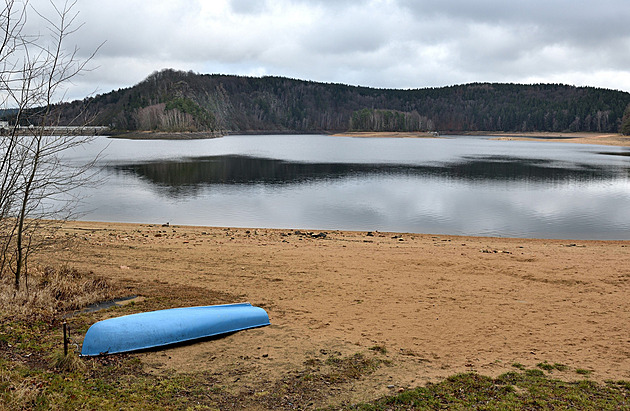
[15,136,40,288]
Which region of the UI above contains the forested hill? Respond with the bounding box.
[56,69,630,134]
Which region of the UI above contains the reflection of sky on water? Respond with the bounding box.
[70,134,630,239]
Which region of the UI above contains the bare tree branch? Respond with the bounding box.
[0,0,100,289]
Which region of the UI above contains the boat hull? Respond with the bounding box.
[81,302,270,356]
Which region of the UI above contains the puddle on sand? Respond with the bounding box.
[65,295,145,317]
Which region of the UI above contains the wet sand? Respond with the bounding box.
[40,221,630,404]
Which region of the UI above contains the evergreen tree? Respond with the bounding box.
[621,104,630,135]
[28,70,630,134]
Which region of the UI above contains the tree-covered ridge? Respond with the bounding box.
[56,69,630,134]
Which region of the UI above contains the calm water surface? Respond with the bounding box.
[65,134,630,239]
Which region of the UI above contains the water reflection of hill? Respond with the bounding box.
[109,155,626,197]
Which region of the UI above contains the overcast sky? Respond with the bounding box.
[29,0,630,101]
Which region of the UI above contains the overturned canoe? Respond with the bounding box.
[81,302,270,356]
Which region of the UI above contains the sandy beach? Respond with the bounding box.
[39,221,630,405]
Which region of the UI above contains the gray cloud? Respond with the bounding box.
[230,0,268,15]
[22,0,630,101]
[399,0,630,50]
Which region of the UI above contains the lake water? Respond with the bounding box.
[65,134,630,240]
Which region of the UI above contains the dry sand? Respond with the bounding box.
[40,221,630,404]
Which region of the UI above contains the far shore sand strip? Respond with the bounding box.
[481,131,630,147]
[332,131,630,146]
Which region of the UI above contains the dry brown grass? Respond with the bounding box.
[2,379,41,410]
[0,265,119,321]
[48,350,86,372]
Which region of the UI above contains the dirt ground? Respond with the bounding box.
[38,221,630,404]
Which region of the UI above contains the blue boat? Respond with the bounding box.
[81,302,270,356]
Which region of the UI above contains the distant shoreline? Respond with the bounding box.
[106,129,630,147]
[108,130,225,140]
[331,131,441,138]
[108,130,331,140]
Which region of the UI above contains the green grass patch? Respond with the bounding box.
[553,362,568,371]
[368,345,387,355]
[537,361,568,373]
[3,317,630,410]
[537,361,555,371]
[342,371,630,410]
[324,353,381,383]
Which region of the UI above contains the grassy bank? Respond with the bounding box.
[2,315,628,409]
[1,265,628,409]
